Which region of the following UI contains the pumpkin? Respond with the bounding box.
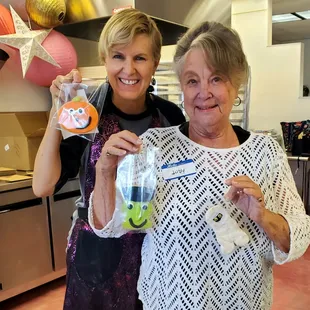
[57,99,99,134]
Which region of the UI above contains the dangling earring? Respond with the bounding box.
[105,76,109,84]
[151,76,156,86]
[233,96,242,107]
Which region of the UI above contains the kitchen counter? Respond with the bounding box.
[0,179,33,193]
[287,155,310,161]
[0,176,80,194]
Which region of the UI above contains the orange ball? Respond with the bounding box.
[57,100,99,134]
[0,4,15,35]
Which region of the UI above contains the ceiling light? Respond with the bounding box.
[272,13,301,23]
[296,10,310,19]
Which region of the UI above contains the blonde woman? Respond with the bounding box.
[89,21,310,309]
[33,9,185,310]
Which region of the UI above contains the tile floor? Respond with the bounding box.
[272,247,310,310]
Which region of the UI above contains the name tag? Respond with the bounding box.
[161,159,196,181]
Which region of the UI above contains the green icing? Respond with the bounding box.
[122,201,153,230]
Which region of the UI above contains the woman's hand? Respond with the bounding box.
[92,130,143,229]
[224,176,266,224]
[224,175,291,253]
[50,69,82,102]
[96,130,143,176]
[33,71,82,196]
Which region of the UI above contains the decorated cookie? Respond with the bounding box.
[57,98,99,134]
[121,186,154,230]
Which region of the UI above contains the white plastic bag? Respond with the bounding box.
[51,82,108,141]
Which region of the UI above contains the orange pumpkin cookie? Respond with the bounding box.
[57,98,99,134]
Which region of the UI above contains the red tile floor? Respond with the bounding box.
[272,247,310,310]
[1,247,310,309]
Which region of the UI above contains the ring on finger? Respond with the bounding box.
[106,150,112,157]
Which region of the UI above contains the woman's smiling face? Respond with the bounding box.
[180,48,237,131]
[104,34,158,105]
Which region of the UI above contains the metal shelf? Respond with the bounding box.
[154,70,176,76]
[156,82,180,86]
[156,91,183,96]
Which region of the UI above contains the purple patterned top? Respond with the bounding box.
[63,90,184,309]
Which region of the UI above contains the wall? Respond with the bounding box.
[0,45,51,112]
[161,45,177,63]
[274,38,310,94]
[232,0,310,134]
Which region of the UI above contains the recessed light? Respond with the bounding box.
[296,10,310,19]
[272,13,301,23]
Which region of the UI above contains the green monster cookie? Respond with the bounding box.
[121,186,155,230]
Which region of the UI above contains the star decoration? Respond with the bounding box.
[0,5,60,77]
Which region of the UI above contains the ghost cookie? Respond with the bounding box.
[205,205,249,254]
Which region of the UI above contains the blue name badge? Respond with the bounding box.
[161,159,196,181]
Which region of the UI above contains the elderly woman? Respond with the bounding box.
[33,8,185,310]
[90,21,310,309]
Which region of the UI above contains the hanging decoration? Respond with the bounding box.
[25,0,66,29]
[0,4,15,35]
[65,0,97,22]
[22,30,78,87]
[0,5,60,78]
[0,1,28,22]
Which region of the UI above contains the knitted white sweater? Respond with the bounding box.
[89,126,310,310]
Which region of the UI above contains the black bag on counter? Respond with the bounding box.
[282,120,310,156]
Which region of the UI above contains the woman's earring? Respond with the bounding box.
[151,76,156,86]
[233,96,242,107]
[105,76,109,84]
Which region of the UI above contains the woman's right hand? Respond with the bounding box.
[96,130,143,176]
[93,130,142,228]
[50,69,82,102]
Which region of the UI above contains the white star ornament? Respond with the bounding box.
[0,5,60,77]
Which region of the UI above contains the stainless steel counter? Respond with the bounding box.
[287,155,310,162]
[0,181,53,300]
[0,177,80,301]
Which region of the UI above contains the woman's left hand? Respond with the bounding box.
[224,176,266,224]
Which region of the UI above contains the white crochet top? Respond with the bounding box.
[89,126,310,310]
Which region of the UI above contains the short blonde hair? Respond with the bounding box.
[174,21,249,90]
[98,8,162,63]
